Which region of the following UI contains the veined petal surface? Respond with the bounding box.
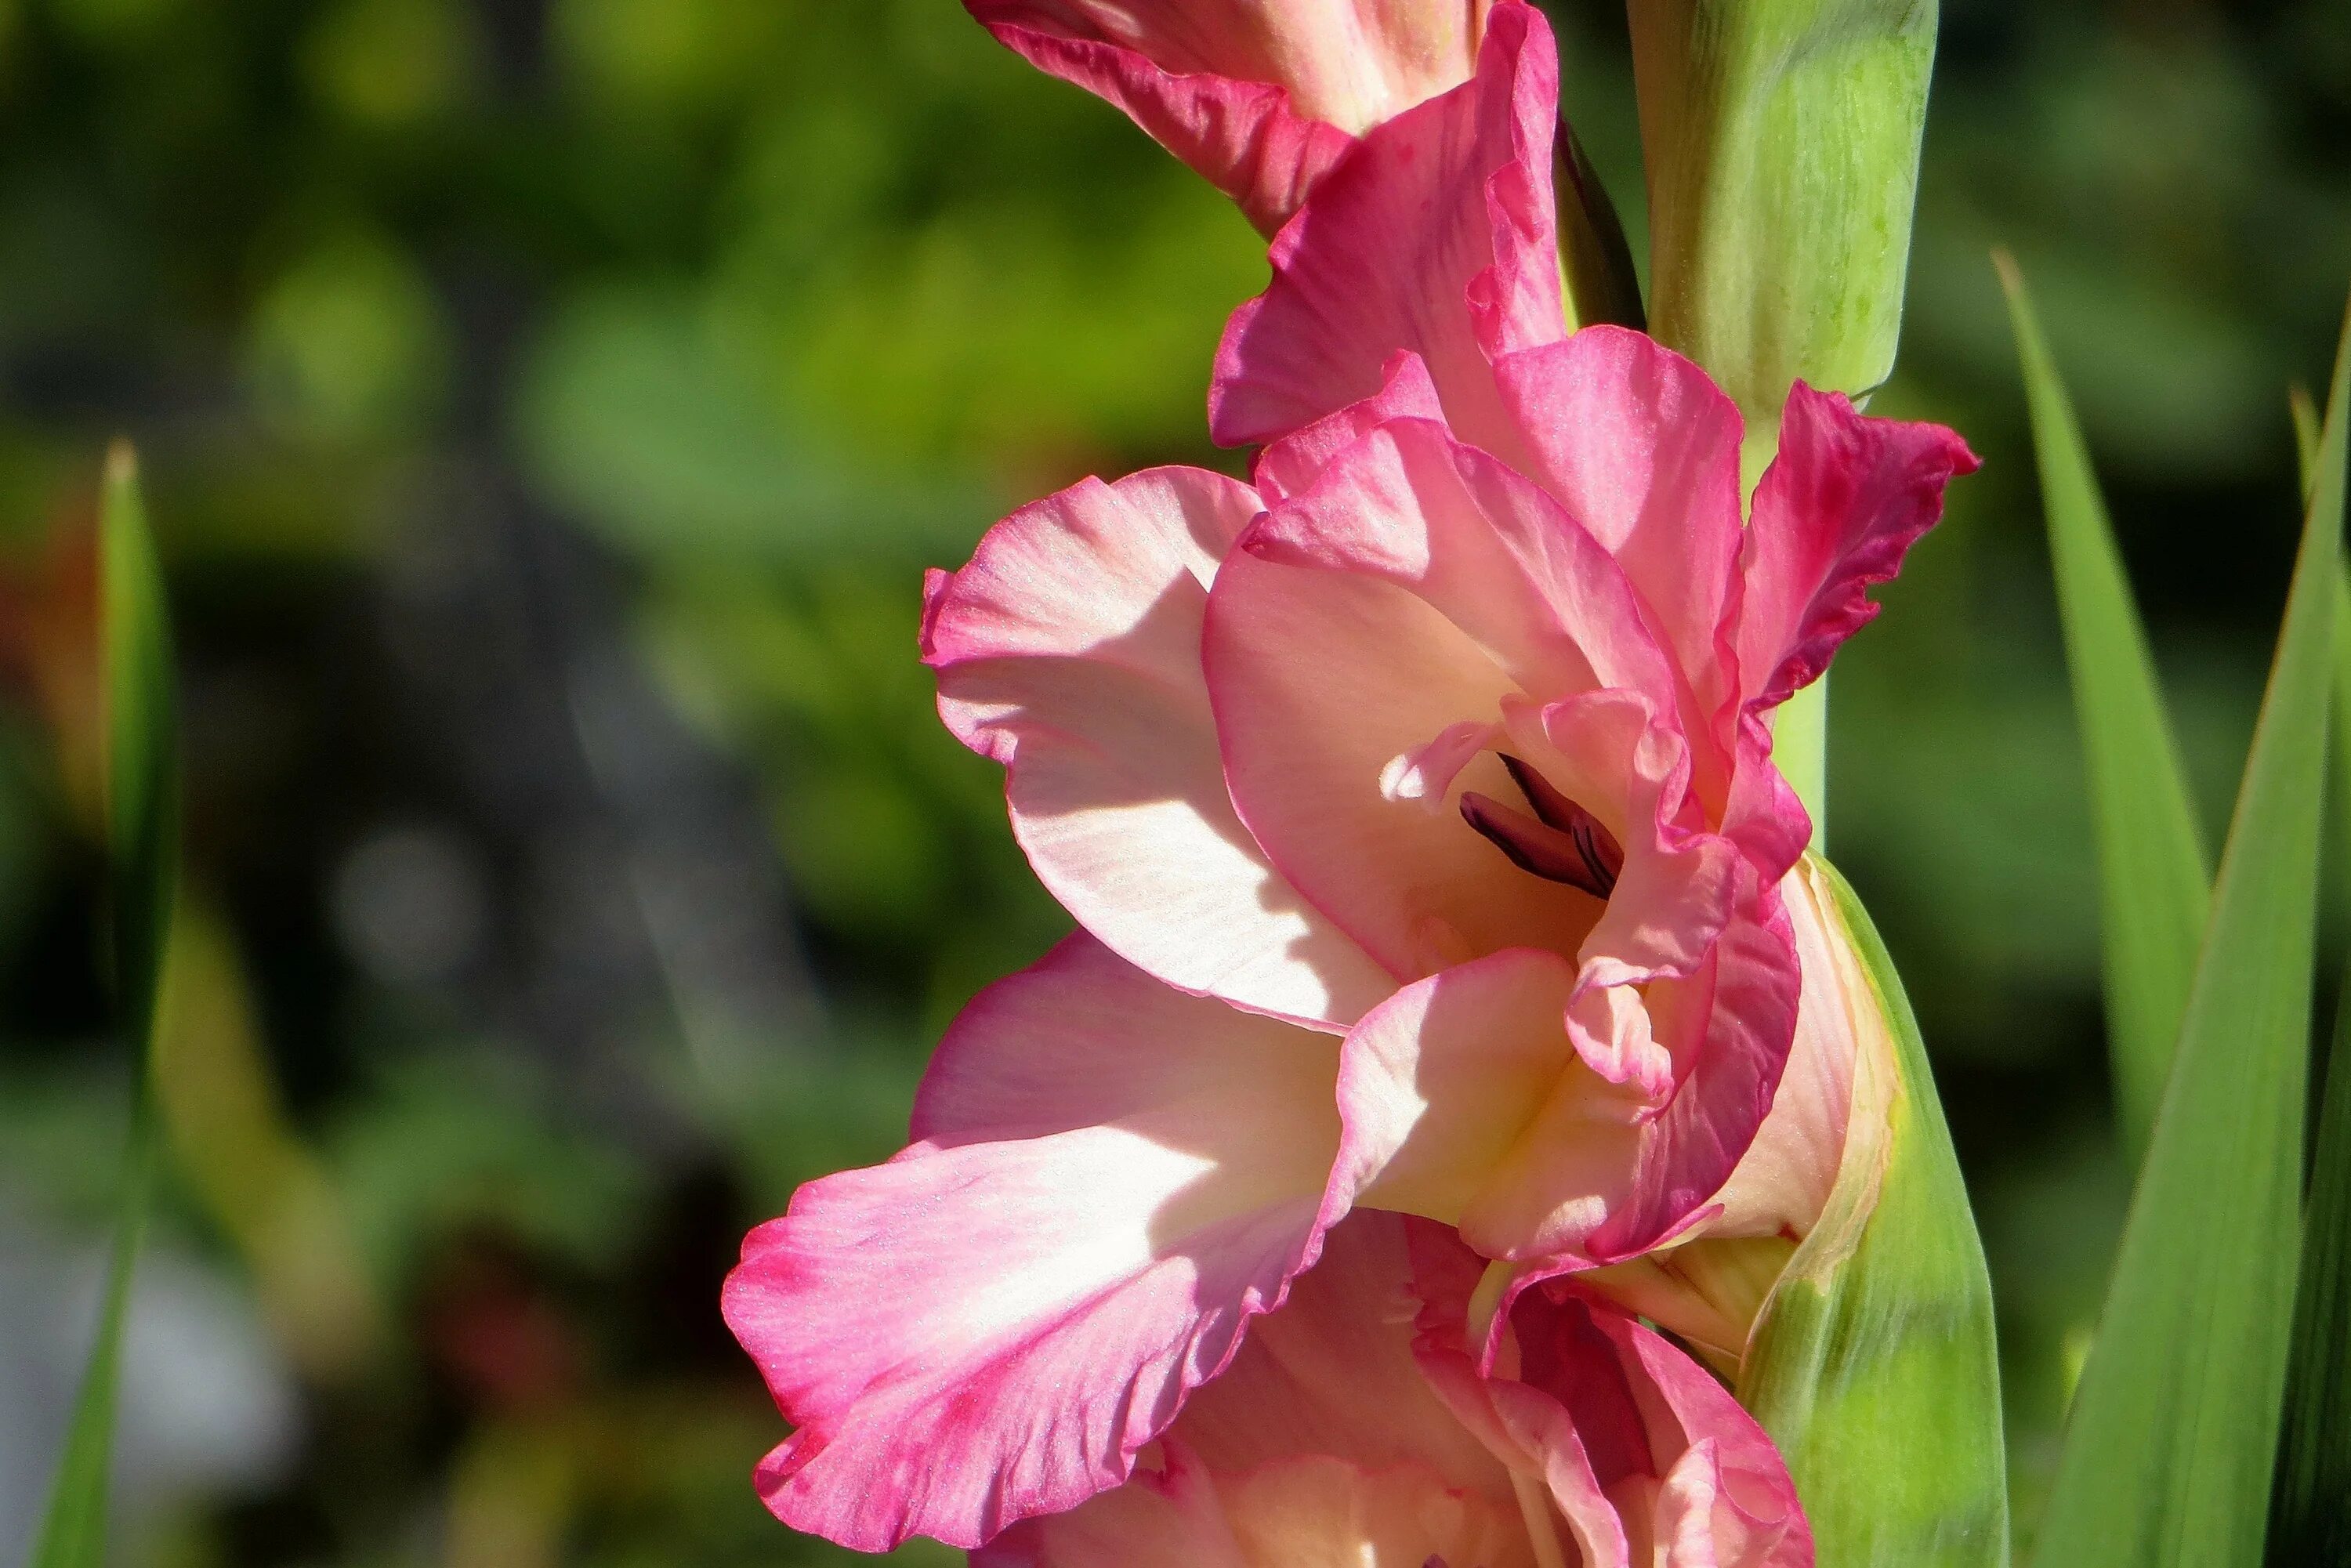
[926,465,1390,1027]
[723,936,1348,1550]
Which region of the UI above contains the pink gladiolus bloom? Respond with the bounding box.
[722,335,1972,1548]
[978,1213,1812,1568]
[966,0,1498,234]
[723,2,1976,1552]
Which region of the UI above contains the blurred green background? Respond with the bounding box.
[0,0,2345,1563]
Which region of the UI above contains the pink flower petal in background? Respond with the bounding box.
[1210,2,1564,455]
[976,1215,1531,1567]
[722,935,1350,1550]
[1411,1222,1814,1568]
[925,465,1392,1028]
[1169,1213,1516,1492]
[966,0,1493,234]
[981,1213,1814,1566]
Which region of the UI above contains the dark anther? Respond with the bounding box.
[1460,755,1624,900]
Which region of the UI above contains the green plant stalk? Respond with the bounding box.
[2027,297,2349,1568]
[29,444,179,1568]
[1737,856,2009,1568]
[1775,678,1830,842]
[1998,254,2212,1169]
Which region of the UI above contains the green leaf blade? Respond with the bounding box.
[1737,856,2009,1568]
[2271,376,2351,1566]
[1998,253,2212,1169]
[2269,964,2351,1564]
[101,441,178,1042]
[29,444,179,1568]
[2027,298,2349,1568]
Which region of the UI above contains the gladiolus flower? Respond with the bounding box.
[978,1212,1812,1568]
[966,0,1497,234]
[722,335,1972,1548]
[722,2,1976,1553]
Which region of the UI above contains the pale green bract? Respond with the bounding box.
[1737,855,2009,1568]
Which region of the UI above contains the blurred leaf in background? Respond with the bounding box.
[30,444,178,1568]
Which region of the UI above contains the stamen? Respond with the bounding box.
[1461,759,1624,900]
[1504,755,1624,889]
[1498,755,1578,831]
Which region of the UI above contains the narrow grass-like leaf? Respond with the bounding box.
[29,443,179,1568]
[2269,378,2351,1566]
[1998,253,2210,1168]
[1737,856,2009,1568]
[2027,299,2348,1568]
[2294,386,2351,865]
[2269,958,2351,1564]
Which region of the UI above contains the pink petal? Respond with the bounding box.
[1248,349,1446,506]
[1204,545,1581,977]
[1339,947,1636,1258]
[1209,2,1564,454]
[987,1447,1535,1568]
[1203,418,1675,980]
[1493,328,1748,727]
[1505,693,1741,1098]
[723,935,1350,1551]
[1175,1211,1516,1494]
[1217,1454,1538,1567]
[1588,1307,1813,1566]
[968,4,1353,234]
[1735,382,1981,714]
[1238,418,1675,704]
[973,1442,1248,1568]
[926,465,1391,1029]
[1694,860,1862,1242]
[966,0,1492,234]
[1584,854,1893,1360]
[1337,900,1798,1268]
[1601,889,1803,1262]
[986,1214,1531,1567]
[1409,1227,1813,1568]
